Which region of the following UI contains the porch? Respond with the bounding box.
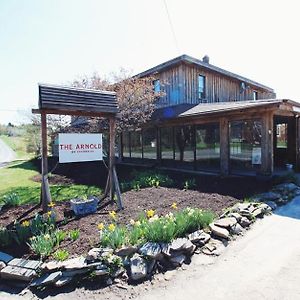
[119,99,300,177]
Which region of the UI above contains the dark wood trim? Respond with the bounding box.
[220,118,229,175]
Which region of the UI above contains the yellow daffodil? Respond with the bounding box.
[109,211,117,220]
[108,223,116,232]
[146,209,155,218]
[48,202,55,208]
[171,202,178,209]
[97,223,105,230]
[21,220,30,227]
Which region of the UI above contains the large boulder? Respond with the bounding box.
[188,230,210,246]
[130,254,148,281]
[214,217,237,229]
[139,242,162,259]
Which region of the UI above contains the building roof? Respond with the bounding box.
[179,99,297,118]
[38,83,119,115]
[136,54,274,93]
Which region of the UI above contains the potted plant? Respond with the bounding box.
[70,195,99,216]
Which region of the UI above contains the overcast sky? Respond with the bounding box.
[0,0,299,124]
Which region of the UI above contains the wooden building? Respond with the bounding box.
[120,54,300,176]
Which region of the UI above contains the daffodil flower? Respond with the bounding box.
[109,211,117,220]
[146,209,155,218]
[171,202,178,209]
[21,220,30,227]
[108,224,116,232]
[48,202,55,208]
[97,223,105,230]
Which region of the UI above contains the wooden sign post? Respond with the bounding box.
[33,84,123,212]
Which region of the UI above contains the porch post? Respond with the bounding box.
[261,111,274,175]
[220,117,229,176]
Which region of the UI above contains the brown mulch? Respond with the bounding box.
[0,187,238,258]
[31,174,74,185]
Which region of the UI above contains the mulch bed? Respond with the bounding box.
[0,187,238,258]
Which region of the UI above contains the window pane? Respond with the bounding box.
[276,123,288,148]
[198,75,205,99]
[196,123,220,171]
[122,132,130,157]
[143,128,157,159]
[175,126,194,162]
[230,120,262,171]
[161,127,173,159]
[153,79,160,93]
[131,131,142,158]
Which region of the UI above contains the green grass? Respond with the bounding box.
[0,160,102,205]
[0,135,32,159]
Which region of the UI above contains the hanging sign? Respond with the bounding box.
[58,133,103,163]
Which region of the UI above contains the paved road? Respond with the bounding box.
[0,137,16,167]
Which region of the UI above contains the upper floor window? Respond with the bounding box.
[253,91,258,100]
[198,75,206,100]
[153,79,161,93]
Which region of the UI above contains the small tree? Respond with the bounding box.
[71,70,163,132]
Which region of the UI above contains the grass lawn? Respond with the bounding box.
[0,160,102,205]
[0,135,32,160]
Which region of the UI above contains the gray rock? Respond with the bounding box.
[0,261,6,271]
[240,216,251,227]
[188,230,210,246]
[252,207,264,218]
[273,183,299,194]
[170,238,195,254]
[160,243,171,257]
[139,242,162,259]
[95,266,109,276]
[209,224,230,239]
[169,253,186,267]
[31,271,62,287]
[130,254,148,281]
[214,217,237,229]
[54,276,73,287]
[201,239,227,256]
[111,267,125,278]
[265,201,277,210]
[86,248,113,261]
[231,223,243,235]
[232,202,251,212]
[227,212,242,222]
[61,256,87,270]
[252,191,282,202]
[115,245,137,257]
[41,261,62,271]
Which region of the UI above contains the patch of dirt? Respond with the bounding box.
[0,187,238,258]
[31,174,74,185]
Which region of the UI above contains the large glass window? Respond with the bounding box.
[198,75,206,100]
[143,128,157,160]
[122,132,130,157]
[195,123,220,170]
[230,120,262,171]
[175,126,194,162]
[153,79,161,93]
[276,123,288,149]
[161,127,174,160]
[130,131,142,158]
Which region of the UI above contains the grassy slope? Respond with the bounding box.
[0,135,31,159]
[0,160,102,205]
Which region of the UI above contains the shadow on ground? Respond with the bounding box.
[275,196,300,220]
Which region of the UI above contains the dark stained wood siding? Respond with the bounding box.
[156,62,276,108]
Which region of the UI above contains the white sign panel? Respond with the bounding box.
[251,147,261,165]
[59,133,103,163]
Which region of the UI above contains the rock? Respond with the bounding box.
[111,267,125,278]
[240,216,251,227]
[170,238,195,254]
[188,230,210,246]
[86,248,113,261]
[139,242,162,259]
[251,207,264,218]
[0,261,6,271]
[273,183,298,194]
[0,252,13,264]
[214,217,237,229]
[209,224,230,239]
[227,212,242,222]
[54,276,73,287]
[231,223,243,235]
[265,201,277,210]
[130,254,148,281]
[232,202,251,212]
[31,271,62,287]
[95,266,109,276]
[115,246,137,257]
[106,278,113,285]
[169,253,186,267]
[160,243,171,257]
[252,192,282,203]
[61,256,87,270]
[41,261,62,271]
[201,239,227,256]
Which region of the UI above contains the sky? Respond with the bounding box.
[0,0,300,125]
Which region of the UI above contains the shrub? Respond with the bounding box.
[28,232,56,259]
[69,229,80,241]
[99,225,128,250]
[54,230,67,246]
[3,193,20,207]
[53,249,69,261]
[183,178,196,190]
